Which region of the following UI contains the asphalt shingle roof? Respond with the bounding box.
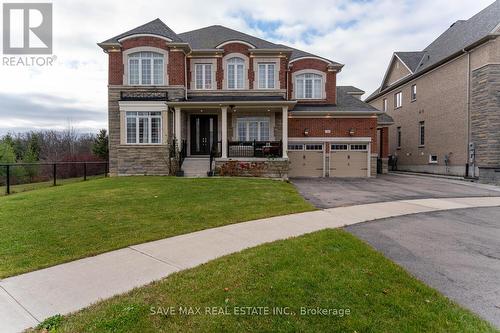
[100,18,184,44]
[366,0,500,102]
[179,25,341,65]
[395,51,425,72]
[178,25,279,49]
[292,86,378,113]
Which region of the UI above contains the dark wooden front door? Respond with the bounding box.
[190,115,218,155]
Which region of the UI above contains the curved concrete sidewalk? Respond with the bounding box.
[2,196,500,332]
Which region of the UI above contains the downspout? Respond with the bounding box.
[464,48,472,178]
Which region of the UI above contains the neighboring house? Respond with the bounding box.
[98,19,391,178]
[366,1,500,183]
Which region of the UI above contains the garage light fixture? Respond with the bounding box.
[348,128,355,136]
[303,128,310,136]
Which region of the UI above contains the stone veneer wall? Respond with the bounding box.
[108,86,184,176]
[214,159,289,178]
[471,64,500,184]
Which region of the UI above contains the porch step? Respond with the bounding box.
[182,158,211,177]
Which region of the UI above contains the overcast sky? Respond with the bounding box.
[0,0,495,134]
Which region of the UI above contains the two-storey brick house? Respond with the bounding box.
[99,19,391,178]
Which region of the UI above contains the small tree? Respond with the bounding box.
[22,142,39,182]
[92,129,109,160]
[0,141,16,182]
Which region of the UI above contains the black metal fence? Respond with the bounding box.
[1,161,108,195]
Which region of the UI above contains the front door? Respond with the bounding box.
[190,115,218,155]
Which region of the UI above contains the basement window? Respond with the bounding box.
[429,155,438,164]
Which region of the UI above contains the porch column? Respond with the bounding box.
[221,106,228,158]
[282,106,288,158]
[174,107,182,148]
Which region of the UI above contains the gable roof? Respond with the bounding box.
[395,51,426,72]
[366,0,500,102]
[99,18,184,44]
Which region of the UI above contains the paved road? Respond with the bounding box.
[346,207,500,328]
[292,173,500,208]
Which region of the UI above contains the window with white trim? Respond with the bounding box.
[394,91,402,108]
[296,73,323,99]
[258,63,275,89]
[419,121,425,147]
[411,84,417,101]
[227,57,245,89]
[383,98,387,112]
[288,144,304,151]
[350,144,367,151]
[195,63,212,89]
[305,144,323,151]
[429,155,438,164]
[331,144,348,151]
[128,52,164,85]
[236,117,270,141]
[126,112,162,144]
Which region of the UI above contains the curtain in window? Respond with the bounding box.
[126,117,137,143]
[295,73,322,99]
[126,112,162,144]
[237,121,247,141]
[128,52,164,85]
[204,65,212,89]
[267,64,275,89]
[258,63,275,89]
[129,59,140,85]
[236,117,270,141]
[227,57,245,89]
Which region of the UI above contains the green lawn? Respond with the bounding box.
[0,176,313,278]
[32,230,497,333]
[0,175,104,196]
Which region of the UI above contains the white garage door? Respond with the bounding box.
[329,144,368,177]
[288,143,324,177]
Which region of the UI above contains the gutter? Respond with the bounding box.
[366,34,498,103]
[166,100,297,107]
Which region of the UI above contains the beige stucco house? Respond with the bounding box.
[366,1,500,183]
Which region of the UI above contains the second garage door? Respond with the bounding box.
[288,143,324,177]
[330,144,368,177]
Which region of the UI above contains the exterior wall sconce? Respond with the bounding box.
[303,128,310,136]
[348,128,355,136]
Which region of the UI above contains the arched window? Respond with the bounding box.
[295,73,323,99]
[128,51,164,85]
[227,57,245,89]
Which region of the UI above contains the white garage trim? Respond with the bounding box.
[289,137,372,143]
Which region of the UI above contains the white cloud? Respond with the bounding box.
[0,0,495,133]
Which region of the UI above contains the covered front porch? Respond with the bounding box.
[168,99,294,177]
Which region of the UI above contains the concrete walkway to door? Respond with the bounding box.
[2,196,500,333]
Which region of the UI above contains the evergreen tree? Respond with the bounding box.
[92,129,109,160]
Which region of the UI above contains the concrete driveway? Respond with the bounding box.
[346,207,500,328]
[292,173,500,208]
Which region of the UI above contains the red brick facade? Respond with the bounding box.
[289,117,378,153]
[107,36,186,86]
[288,58,337,104]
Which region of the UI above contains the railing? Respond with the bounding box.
[0,161,108,195]
[228,140,283,158]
